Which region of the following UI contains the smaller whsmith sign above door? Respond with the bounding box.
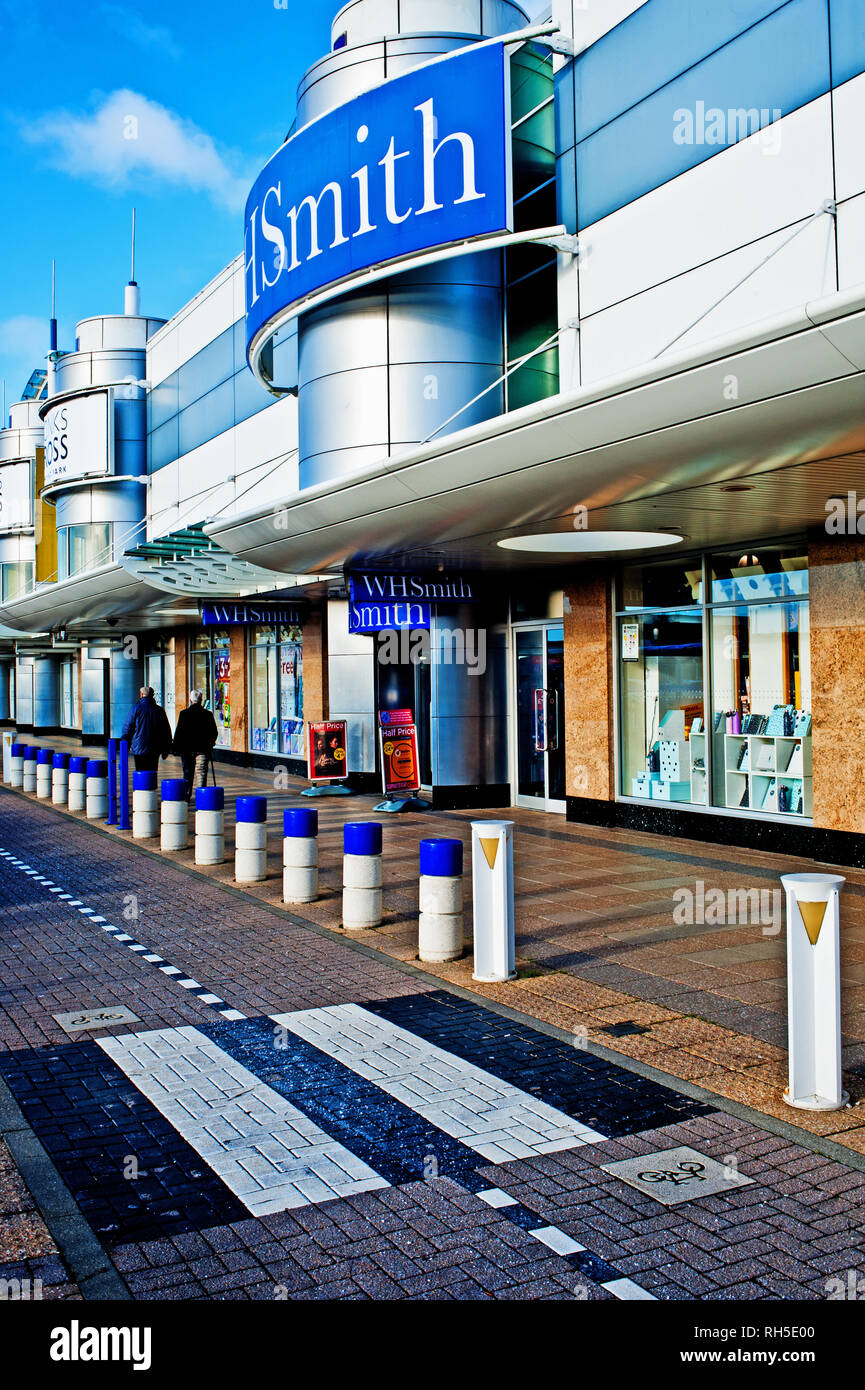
[200,600,306,627]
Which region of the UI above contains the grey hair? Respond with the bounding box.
[189,689,204,704]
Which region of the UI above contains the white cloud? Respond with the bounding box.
[100,4,181,60]
[21,89,249,212]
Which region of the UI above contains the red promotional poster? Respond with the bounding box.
[379,722,421,796]
[307,720,348,781]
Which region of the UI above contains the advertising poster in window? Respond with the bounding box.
[379,721,421,796]
[621,622,640,661]
[307,720,348,781]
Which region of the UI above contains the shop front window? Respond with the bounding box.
[618,546,811,818]
[191,630,231,749]
[60,659,78,728]
[710,599,810,815]
[249,624,303,757]
[619,610,705,805]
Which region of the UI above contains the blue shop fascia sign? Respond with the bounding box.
[347,571,478,634]
[200,601,306,627]
[244,41,512,357]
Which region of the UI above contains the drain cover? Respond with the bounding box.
[52,1006,140,1034]
[602,1145,755,1205]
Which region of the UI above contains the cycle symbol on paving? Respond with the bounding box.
[637,1160,707,1186]
[602,1146,755,1205]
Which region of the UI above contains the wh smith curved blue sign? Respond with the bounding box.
[244,42,512,363]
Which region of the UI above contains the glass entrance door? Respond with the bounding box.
[514,623,565,812]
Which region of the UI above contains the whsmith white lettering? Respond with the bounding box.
[246,98,485,306]
[353,573,475,602]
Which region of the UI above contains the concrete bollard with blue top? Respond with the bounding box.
[86,760,109,819]
[52,753,70,806]
[36,748,53,800]
[132,771,159,839]
[235,796,267,882]
[9,741,25,788]
[195,786,225,865]
[160,779,188,852]
[22,746,38,793]
[418,838,464,963]
[67,756,87,812]
[283,807,318,904]
[342,822,383,930]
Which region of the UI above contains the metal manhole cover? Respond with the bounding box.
[601,1145,755,1205]
[52,1006,140,1034]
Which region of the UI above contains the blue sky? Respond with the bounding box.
[0,0,548,410]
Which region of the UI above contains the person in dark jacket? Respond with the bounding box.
[172,690,218,802]
[121,687,173,773]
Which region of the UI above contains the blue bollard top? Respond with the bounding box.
[52,752,70,769]
[37,748,53,765]
[196,786,224,811]
[87,760,108,778]
[10,743,26,757]
[23,746,39,761]
[420,838,463,878]
[161,778,187,802]
[284,807,318,838]
[344,821,382,857]
[236,795,267,823]
[132,771,157,791]
[69,756,88,774]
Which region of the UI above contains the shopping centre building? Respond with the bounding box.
[1,0,865,863]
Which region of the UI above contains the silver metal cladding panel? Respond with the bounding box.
[327,598,376,774]
[15,659,33,725]
[298,365,390,459]
[298,292,389,384]
[0,536,36,564]
[33,656,60,729]
[109,645,144,740]
[81,656,106,737]
[54,481,144,528]
[329,0,528,49]
[53,349,146,396]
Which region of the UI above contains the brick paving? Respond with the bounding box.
[2,781,865,1301]
[22,733,865,1152]
[0,1140,81,1300]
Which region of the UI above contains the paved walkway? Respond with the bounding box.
[1,784,865,1301]
[22,732,865,1155]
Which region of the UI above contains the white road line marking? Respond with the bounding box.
[529,1225,585,1256]
[272,1003,607,1161]
[602,1277,658,1301]
[97,1026,389,1213]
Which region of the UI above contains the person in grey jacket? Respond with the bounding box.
[172,690,218,802]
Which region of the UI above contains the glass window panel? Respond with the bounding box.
[148,416,180,473]
[619,610,705,805]
[250,642,278,753]
[710,600,811,815]
[213,648,231,749]
[710,546,808,603]
[147,373,179,433]
[178,378,234,456]
[68,522,110,576]
[1,561,34,601]
[620,559,703,611]
[177,326,234,410]
[278,640,304,757]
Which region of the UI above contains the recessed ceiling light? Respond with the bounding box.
[497,530,683,554]
[720,483,755,493]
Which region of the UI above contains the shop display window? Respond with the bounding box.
[249,624,303,757]
[191,629,231,749]
[618,546,811,819]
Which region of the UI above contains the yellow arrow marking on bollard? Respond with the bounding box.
[478,837,500,870]
[797,899,827,946]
